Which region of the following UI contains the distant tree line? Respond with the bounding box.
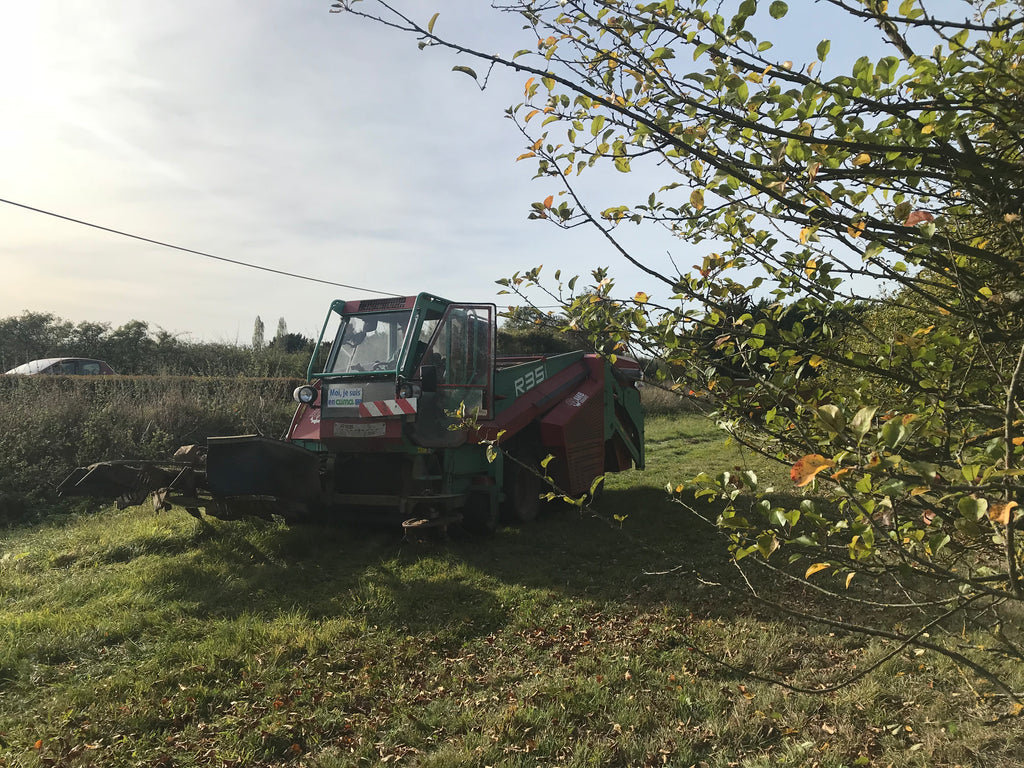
[0,309,599,379]
[0,312,314,378]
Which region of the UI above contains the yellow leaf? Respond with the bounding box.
[804,258,817,276]
[427,12,440,33]
[516,152,537,162]
[808,162,820,183]
[989,501,1018,526]
[845,572,856,589]
[791,454,835,487]
[524,76,535,96]
[634,291,649,304]
[1013,436,1024,446]
[690,189,705,210]
[532,137,543,151]
[910,487,930,497]
[851,153,871,166]
[805,562,831,579]
[1005,213,1021,223]
[524,109,540,122]
[799,227,812,244]
[847,221,866,238]
[808,355,824,368]
[920,123,934,134]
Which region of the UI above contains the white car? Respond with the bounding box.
[4,357,117,375]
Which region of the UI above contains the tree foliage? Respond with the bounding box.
[0,312,312,377]
[340,0,1024,703]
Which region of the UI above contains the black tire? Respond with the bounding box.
[502,457,543,524]
[462,490,499,535]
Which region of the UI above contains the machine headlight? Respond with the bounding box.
[398,383,415,399]
[293,385,318,405]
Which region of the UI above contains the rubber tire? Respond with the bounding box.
[502,458,542,524]
[462,491,499,535]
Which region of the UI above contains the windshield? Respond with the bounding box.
[328,310,412,374]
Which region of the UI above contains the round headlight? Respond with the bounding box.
[398,383,415,399]
[293,385,317,405]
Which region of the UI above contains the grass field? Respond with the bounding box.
[2,414,1022,767]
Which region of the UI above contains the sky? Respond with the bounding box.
[0,1,951,344]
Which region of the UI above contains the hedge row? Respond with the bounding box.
[0,376,301,526]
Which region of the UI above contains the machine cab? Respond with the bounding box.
[304,294,495,441]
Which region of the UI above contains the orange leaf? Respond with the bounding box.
[532,137,544,151]
[524,109,540,122]
[1013,437,1024,446]
[524,76,535,96]
[905,210,935,227]
[516,151,536,162]
[830,467,852,481]
[847,221,866,238]
[989,501,1018,526]
[791,454,836,487]
[543,195,554,208]
[922,509,936,525]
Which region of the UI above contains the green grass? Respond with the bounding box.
[2,414,1022,767]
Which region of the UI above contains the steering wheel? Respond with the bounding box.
[371,360,391,371]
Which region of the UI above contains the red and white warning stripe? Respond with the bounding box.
[358,397,418,418]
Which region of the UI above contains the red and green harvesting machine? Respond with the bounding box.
[59,294,644,530]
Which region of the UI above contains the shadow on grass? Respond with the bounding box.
[131,481,769,636]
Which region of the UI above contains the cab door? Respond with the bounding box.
[411,304,495,447]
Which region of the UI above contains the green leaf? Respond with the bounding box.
[769,1,788,18]
[849,406,878,441]
[816,404,846,434]
[957,496,988,521]
[757,533,779,558]
[427,12,439,34]
[881,419,906,448]
[452,65,478,80]
[816,39,830,61]
[863,241,885,260]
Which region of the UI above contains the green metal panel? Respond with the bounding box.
[492,351,584,411]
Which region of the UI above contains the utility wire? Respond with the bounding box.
[0,197,402,297]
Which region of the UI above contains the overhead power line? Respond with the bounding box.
[0,197,402,297]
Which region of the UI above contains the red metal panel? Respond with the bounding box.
[539,360,606,495]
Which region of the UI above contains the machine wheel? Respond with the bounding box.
[502,456,543,524]
[462,491,499,535]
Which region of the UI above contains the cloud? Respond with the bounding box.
[0,1,683,341]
